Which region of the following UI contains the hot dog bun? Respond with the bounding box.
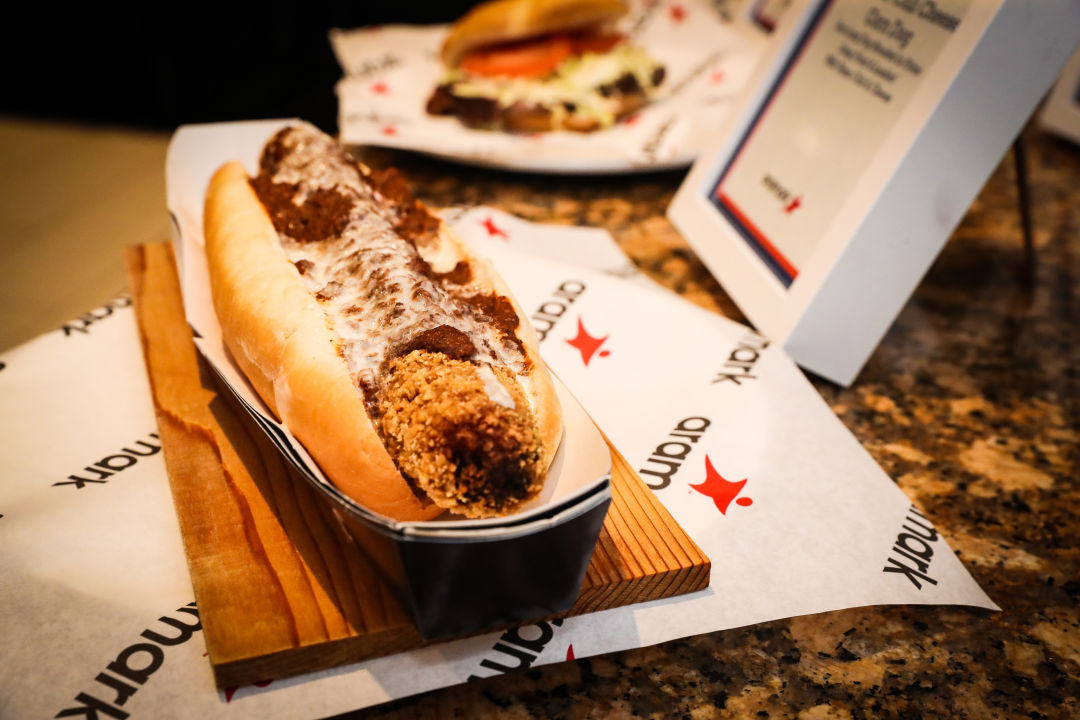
[441,0,628,67]
[203,124,562,521]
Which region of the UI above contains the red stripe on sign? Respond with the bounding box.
[716,191,799,280]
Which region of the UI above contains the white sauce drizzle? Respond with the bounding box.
[261,126,525,406]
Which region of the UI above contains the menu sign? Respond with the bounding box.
[669,0,1080,385]
[712,0,971,286]
[1040,45,1080,147]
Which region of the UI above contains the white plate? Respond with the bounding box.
[330,0,768,174]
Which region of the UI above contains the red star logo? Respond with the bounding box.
[784,196,802,214]
[381,125,397,136]
[669,2,687,23]
[224,679,273,702]
[565,316,610,367]
[689,455,752,514]
[481,216,509,239]
[371,81,389,94]
[566,644,575,661]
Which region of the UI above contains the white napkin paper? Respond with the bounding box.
[0,166,996,720]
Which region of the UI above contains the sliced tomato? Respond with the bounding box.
[569,32,626,56]
[460,34,573,78]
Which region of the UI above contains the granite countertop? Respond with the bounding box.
[342,127,1080,718]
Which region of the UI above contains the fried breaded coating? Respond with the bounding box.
[377,350,543,518]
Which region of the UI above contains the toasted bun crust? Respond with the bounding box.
[204,154,562,521]
[442,0,628,66]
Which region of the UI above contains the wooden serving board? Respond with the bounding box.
[125,242,710,688]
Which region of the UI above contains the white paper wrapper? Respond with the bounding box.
[168,120,613,532]
[331,0,768,173]
[0,122,996,718]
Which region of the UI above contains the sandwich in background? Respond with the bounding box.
[426,0,666,133]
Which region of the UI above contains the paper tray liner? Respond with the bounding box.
[126,242,710,688]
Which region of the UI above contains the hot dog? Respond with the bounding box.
[202,123,562,520]
[426,0,666,133]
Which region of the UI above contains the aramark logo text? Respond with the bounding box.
[55,602,201,719]
[468,618,565,681]
[883,504,941,590]
[713,331,769,385]
[62,297,131,337]
[55,433,161,489]
[638,416,710,490]
[531,280,586,342]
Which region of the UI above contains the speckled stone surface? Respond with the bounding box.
[338,128,1079,720]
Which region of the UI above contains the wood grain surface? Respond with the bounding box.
[125,241,710,688]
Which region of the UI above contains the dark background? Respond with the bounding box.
[4,2,478,134]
